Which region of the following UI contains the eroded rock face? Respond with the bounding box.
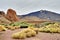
[6,9,20,22]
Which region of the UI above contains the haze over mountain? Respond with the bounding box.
[19,10,60,21]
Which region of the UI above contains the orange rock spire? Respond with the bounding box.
[6,9,20,22]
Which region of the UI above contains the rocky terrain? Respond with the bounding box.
[0,11,11,24]
[0,9,20,24]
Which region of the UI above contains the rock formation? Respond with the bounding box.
[0,11,11,24]
[6,9,20,22]
[0,11,5,16]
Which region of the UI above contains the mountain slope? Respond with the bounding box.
[20,16,50,21]
[0,11,11,24]
[0,15,11,24]
[20,10,60,21]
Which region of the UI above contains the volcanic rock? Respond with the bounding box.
[0,11,5,16]
[6,9,20,22]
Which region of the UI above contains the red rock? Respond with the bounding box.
[6,9,20,22]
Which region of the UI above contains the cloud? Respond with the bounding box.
[0,0,60,15]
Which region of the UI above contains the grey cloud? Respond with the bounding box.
[0,0,60,15]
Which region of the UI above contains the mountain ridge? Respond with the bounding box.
[19,10,60,21]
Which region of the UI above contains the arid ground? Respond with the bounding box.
[0,29,60,40]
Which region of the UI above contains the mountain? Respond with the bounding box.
[19,10,60,21]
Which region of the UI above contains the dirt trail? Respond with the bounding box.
[0,29,60,40]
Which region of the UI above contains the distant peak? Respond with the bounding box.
[40,10,48,11]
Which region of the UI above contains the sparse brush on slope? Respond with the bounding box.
[39,22,60,33]
[9,21,35,28]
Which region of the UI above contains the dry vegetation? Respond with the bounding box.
[0,21,60,40]
[12,28,36,39]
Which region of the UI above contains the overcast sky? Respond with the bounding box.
[0,0,60,15]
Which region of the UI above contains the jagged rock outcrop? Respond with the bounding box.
[0,11,11,24]
[0,9,20,24]
[0,11,5,16]
[6,9,20,22]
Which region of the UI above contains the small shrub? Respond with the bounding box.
[26,32,32,37]
[22,28,32,33]
[57,28,60,33]
[12,32,20,39]
[49,28,58,33]
[26,30,36,37]
[30,30,36,36]
[0,25,7,31]
[12,32,26,39]
[19,32,26,39]
[29,28,39,34]
[10,27,15,30]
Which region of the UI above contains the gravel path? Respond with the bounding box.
[0,29,60,40]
